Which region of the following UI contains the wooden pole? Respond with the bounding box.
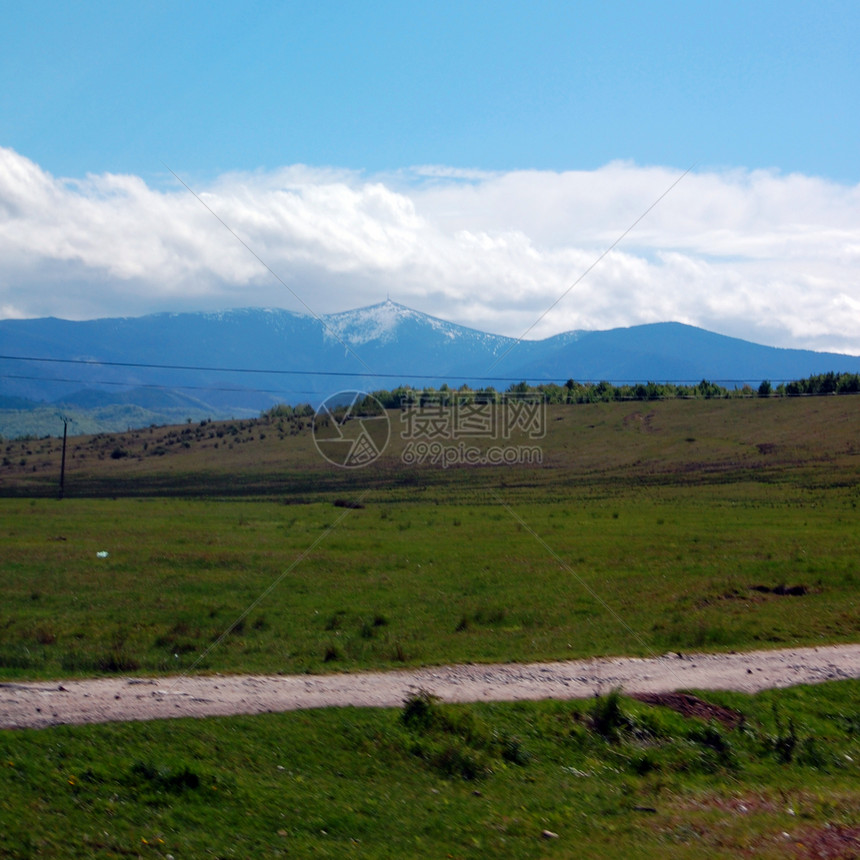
[59,419,67,500]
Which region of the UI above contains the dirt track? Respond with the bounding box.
[2,643,859,730]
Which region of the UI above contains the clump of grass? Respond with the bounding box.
[128,760,200,793]
[688,722,736,770]
[358,613,390,639]
[218,617,245,637]
[428,743,488,780]
[455,606,507,632]
[324,611,344,631]
[474,606,507,625]
[154,619,201,656]
[121,759,232,806]
[95,651,140,673]
[497,733,531,766]
[589,688,632,741]
[399,690,530,781]
[0,644,45,671]
[153,634,197,655]
[401,689,439,731]
[60,647,140,674]
[34,626,56,645]
[764,702,800,764]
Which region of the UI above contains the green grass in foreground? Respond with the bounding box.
[1,682,858,858]
[0,483,858,680]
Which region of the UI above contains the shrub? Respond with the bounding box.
[401,690,439,730]
[430,744,489,780]
[589,688,632,741]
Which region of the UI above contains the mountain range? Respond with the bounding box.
[2,299,859,435]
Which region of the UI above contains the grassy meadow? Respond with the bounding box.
[1,395,859,857]
[0,485,858,680]
[1,683,858,858]
[1,397,858,680]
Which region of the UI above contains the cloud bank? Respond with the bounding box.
[1,147,858,353]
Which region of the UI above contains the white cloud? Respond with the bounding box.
[1,147,859,354]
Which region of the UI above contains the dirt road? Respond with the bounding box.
[2,643,858,730]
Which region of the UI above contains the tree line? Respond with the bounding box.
[263,371,860,418]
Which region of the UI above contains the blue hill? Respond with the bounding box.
[1,300,859,432]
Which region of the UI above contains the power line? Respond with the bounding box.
[0,363,814,392]
[0,352,525,382]
[2,353,849,394]
[0,373,322,397]
[0,353,373,378]
[1,352,816,387]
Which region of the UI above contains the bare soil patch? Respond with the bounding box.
[793,825,860,859]
[630,691,744,728]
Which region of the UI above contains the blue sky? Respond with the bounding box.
[1,1,859,352]
[4,1,858,181]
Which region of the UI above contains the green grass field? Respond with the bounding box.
[1,396,858,857]
[1,683,858,858]
[0,485,858,680]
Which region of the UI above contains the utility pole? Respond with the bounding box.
[58,416,68,500]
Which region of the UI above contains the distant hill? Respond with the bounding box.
[2,299,859,435]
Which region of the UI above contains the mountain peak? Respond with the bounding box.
[323,298,442,346]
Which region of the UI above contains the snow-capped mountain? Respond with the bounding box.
[323,300,464,346]
[2,299,860,432]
